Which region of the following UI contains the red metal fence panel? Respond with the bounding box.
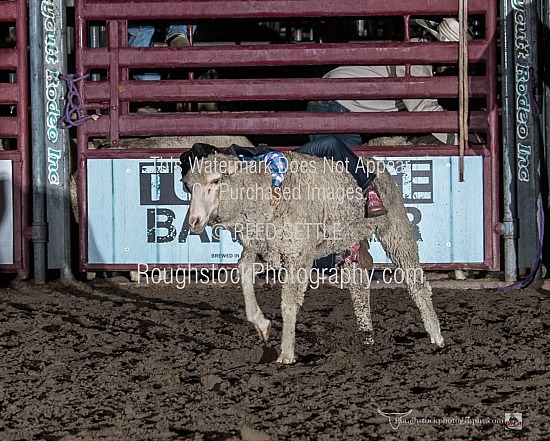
[75,0,500,271]
[0,0,29,272]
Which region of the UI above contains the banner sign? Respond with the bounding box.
[0,160,14,265]
[87,156,484,265]
[369,156,484,263]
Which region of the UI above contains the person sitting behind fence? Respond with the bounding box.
[128,23,195,81]
[307,18,473,147]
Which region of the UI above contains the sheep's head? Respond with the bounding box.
[180,144,240,233]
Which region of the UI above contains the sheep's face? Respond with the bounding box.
[185,172,222,233]
[184,154,239,233]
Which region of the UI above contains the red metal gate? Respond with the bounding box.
[0,0,29,272]
[75,0,499,271]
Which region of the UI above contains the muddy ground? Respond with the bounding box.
[0,277,548,440]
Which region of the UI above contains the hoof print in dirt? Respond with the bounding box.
[258,346,279,364]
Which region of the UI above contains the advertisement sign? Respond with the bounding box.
[87,158,241,265]
[369,156,484,263]
[0,160,14,265]
[87,156,484,265]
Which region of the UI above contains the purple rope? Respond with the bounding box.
[498,196,544,290]
[58,74,98,129]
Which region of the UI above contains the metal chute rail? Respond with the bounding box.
[74,0,499,272]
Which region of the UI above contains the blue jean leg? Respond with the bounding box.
[295,135,374,189]
[166,24,196,41]
[128,24,196,46]
[128,26,161,80]
[306,100,363,147]
[128,25,155,47]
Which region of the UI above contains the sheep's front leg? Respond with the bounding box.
[277,273,308,364]
[238,255,271,342]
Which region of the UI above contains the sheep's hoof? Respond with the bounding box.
[256,321,271,342]
[431,335,445,348]
[276,352,297,364]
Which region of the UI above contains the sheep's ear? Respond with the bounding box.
[179,151,196,178]
[191,143,220,156]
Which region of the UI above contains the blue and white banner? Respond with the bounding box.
[0,160,14,265]
[369,156,484,263]
[87,156,484,265]
[87,158,241,264]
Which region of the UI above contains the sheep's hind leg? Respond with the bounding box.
[238,256,271,342]
[349,281,374,345]
[344,264,374,345]
[404,276,444,347]
[376,223,445,347]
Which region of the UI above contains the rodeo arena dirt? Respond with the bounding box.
[0,274,549,440]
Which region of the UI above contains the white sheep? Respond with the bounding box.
[182,146,445,364]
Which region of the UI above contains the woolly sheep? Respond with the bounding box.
[183,147,445,364]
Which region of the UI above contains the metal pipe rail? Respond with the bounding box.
[83,111,491,138]
[79,41,492,68]
[79,0,492,20]
[82,76,490,103]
